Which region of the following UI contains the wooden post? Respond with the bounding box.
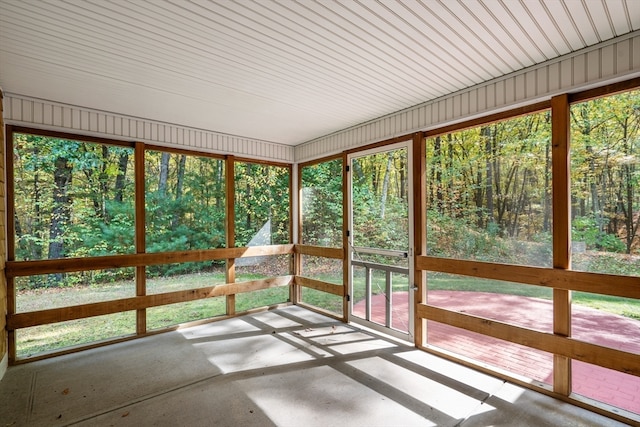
[292,164,301,305]
[0,92,10,365]
[342,153,349,322]
[551,94,572,395]
[225,156,236,316]
[412,132,427,348]
[5,126,20,363]
[134,142,146,334]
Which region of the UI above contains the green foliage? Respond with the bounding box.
[572,252,640,276]
[13,134,136,287]
[145,152,227,277]
[234,162,290,246]
[572,215,626,253]
[426,208,553,267]
[72,200,136,256]
[426,112,552,243]
[424,91,640,266]
[570,90,640,254]
[352,149,409,251]
[426,209,515,263]
[301,158,343,247]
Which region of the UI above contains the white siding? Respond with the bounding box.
[3,95,294,163]
[295,32,640,162]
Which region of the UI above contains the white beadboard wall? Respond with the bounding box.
[2,95,294,163]
[296,32,640,163]
[3,33,639,165]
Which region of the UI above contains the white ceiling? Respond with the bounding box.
[1,0,638,146]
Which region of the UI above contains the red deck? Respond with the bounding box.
[353,290,640,415]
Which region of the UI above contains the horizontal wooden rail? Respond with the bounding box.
[6,245,295,278]
[294,276,345,296]
[8,276,293,329]
[417,256,640,299]
[417,304,640,377]
[352,260,408,275]
[294,244,343,259]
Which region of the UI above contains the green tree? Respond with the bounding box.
[13,134,136,287]
[301,158,343,247]
[234,162,290,247]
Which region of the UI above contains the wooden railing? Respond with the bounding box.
[415,255,640,378]
[5,244,346,357]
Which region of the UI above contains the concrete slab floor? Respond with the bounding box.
[0,306,631,426]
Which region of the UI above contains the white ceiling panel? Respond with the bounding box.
[0,0,638,146]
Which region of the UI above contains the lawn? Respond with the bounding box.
[14,270,640,357]
[15,272,288,358]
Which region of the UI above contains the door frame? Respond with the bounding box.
[346,140,415,341]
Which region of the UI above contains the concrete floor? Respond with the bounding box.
[356,291,640,413]
[0,306,630,427]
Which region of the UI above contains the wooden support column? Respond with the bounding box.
[134,142,146,334]
[551,94,572,395]
[225,156,236,316]
[2,96,14,364]
[6,124,16,363]
[342,153,349,322]
[412,132,427,348]
[292,164,301,305]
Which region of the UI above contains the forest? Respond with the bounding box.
[10,89,640,290]
[11,139,290,287]
[426,90,640,274]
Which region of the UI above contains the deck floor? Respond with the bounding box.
[0,306,631,426]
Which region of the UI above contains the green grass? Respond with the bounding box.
[16,273,287,358]
[573,293,640,320]
[15,270,640,358]
[18,312,137,357]
[300,287,343,315]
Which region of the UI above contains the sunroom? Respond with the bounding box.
[1,1,639,425]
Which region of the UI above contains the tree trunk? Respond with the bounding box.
[82,145,108,219]
[48,156,73,283]
[621,118,635,253]
[380,152,393,219]
[398,155,406,202]
[215,159,224,210]
[446,134,454,215]
[114,151,129,202]
[99,145,109,216]
[159,152,170,197]
[33,161,43,260]
[433,136,443,212]
[625,165,633,253]
[245,170,252,231]
[171,155,187,230]
[482,126,495,225]
[586,145,602,229]
[175,154,186,200]
[543,133,551,232]
[475,169,483,228]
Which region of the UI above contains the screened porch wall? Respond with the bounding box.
[295,31,640,162]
